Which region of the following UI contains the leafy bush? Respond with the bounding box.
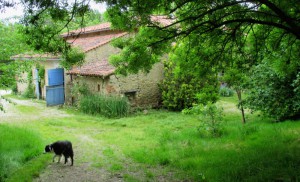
[219,87,234,97]
[160,60,219,111]
[183,102,224,137]
[0,125,43,181]
[245,63,300,121]
[79,94,130,118]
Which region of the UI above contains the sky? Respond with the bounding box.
[0,0,107,22]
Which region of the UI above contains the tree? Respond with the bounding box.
[1,0,300,117]
[1,1,298,70]
[97,0,299,73]
[159,34,219,111]
[0,22,33,111]
[0,22,31,89]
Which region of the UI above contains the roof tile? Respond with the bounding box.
[67,59,115,77]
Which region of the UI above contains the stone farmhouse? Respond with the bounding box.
[63,22,164,107]
[13,16,171,107]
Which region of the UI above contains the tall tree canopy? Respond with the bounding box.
[1,0,297,72]
[98,0,300,74]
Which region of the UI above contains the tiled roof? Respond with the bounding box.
[61,22,111,37]
[66,31,128,52]
[67,59,115,77]
[67,16,173,77]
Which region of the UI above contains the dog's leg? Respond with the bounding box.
[64,156,68,164]
[58,155,62,163]
[52,155,56,162]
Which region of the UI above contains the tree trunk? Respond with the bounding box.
[236,89,246,124]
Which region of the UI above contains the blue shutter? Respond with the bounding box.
[46,85,65,106]
[48,68,64,86]
[46,68,65,106]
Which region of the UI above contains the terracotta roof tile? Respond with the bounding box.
[67,59,115,77]
[61,22,112,37]
[66,32,128,52]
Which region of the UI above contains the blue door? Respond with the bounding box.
[46,68,65,106]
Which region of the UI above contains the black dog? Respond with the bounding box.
[44,140,74,166]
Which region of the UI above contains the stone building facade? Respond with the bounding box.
[64,22,165,107]
[12,54,61,99]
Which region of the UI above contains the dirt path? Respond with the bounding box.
[0,92,124,182]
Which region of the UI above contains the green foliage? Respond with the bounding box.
[71,82,91,99]
[21,8,101,70]
[160,60,203,111]
[159,35,219,111]
[79,94,130,118]
[245,62,300,121]
[0,22,31,90]
[0,22,31,61]
[36,64,45,80]
[110,27,171,75]
[219,87,234,97]
[22,70,35,98]
[0,125,43,181]
[61,48,85,70]
[183,102,224,137]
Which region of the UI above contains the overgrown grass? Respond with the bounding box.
[0,124,44,181]
[79,94,130,118]
[2,95,300,181]
[92,97,300,181]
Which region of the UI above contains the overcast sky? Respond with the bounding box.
[0,1,107,21]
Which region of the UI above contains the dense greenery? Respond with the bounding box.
[159,36,219,111]
[0,124,43,181]
[245,62,300,121]
[0,22,31,89]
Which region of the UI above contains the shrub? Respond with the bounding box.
[245,63,300,121]
[183,102,224,137]
[160,60,219,111]
[79,94,130,118]
[219,87,234,97]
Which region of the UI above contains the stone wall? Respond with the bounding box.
[65,62,164,108]
[65,31,164,108]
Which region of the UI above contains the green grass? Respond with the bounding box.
[79,94,130,118]
[2,95,300,181]
[0,124,44,181]
[6,154,51,182]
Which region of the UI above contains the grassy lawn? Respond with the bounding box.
[1,96,300,181]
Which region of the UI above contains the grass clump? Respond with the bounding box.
[79,94,130,118]
[219,86,234,97]
[0,124,44,181]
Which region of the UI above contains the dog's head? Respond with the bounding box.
[44,145,52,153]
